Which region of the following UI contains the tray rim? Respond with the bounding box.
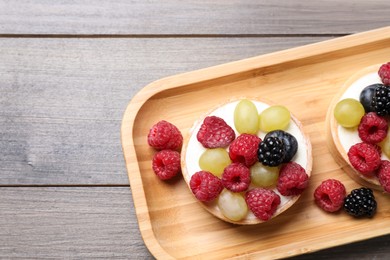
[120,26,390,259]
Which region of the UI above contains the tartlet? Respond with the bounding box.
[327,64,388,191]
[181,98,312,224]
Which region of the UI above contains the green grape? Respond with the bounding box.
[234,99,259,134]
[259,105,290,132]
[334,98,365,128]
[380,135,390,158]
[199,148,231,177]
[250,162,279,187]
[217,189,248,221]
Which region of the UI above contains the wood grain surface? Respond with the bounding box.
[0,0,389,35]
[0,37,329,185]
[1,1,390,259]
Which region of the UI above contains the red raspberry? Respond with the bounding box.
[196,116,235,148]
[221,163,250,192]
[277,162,309,196]
[189,171,223,202]
[314,179,346,212]
[147,120,183,150]
[245,188,281,221]
[229,134,261,167]
[379,62,390,86]
[377,160,390,193]
[347,142,381,176]
[358,112,388,144]
[152,150,181,180]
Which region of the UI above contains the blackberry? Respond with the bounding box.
[372,85,390,116]
[257,136,285,167]
[264,130,298,163]
[343,187,377,218]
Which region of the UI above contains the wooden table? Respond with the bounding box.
[1,1,389,259]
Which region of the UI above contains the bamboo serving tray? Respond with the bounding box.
[121,27,390,259]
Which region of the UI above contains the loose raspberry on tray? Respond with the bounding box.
[378,62,390,86]
[196,116,236,148]
[221,163,251,192]
[314,179,346,213]
[190,171,223,202]
[245,188,281,221]
[358,112,388,144]
[277,162,309,196]
[152,150,181,180]
[347,142,381,176]
[229,133,261,167]
[147,120,183,150]
[377,160,390,193]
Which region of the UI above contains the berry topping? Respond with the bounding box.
[359,84,380,113]
[347,142,381,176]
[277,162,309,196]
[257,136,286,167]
[379,62,390,86]
[264,130,298,163]
[372,85,390,116]
[197,116,235,148]
[343,187,377,218]
[229,134,261,167]
[189,171,223,202]
[358,112,388,144]
[152,150,181,180]
[377,160,390,193]
[221,163,251,192]
[147,120,183,150]
[314,179,346,212]
[245,188,281,221]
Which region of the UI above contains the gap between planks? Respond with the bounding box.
[0,33,348,39]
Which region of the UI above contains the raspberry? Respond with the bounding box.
[147,120,183,150]
[314,179,346,212]
[379,62,390,86]
[257,136,286,167]
[245,188,281,221]
[343,187,377,218]
[196,116,235,148]
[277,162,309,196]
[358,112,388,144]
[377,160,390,193]
[152,150,181,180]
[221,163,250,192]
[189,171,223,202]
[229,134,261,167]
[347,142,381,176]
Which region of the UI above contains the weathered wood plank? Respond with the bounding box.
[0,187,153,259]
[0,186,389,259]
[0,37,331,185]
[0,0,388,35]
